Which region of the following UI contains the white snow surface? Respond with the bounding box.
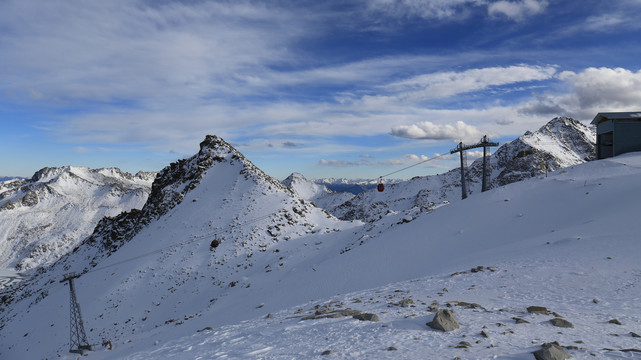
[282,172,354,211]
[0,166,155,271]
[2,150,640,359]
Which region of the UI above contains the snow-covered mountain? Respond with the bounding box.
[282,172,354,211]
[0,167,155,271]
[1,133,639,359]
[0,176,26,182]
[332,117,595,222]
[0,135,359,358]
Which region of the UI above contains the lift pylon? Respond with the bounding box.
[60,273,92,354]
[450,135,499,199]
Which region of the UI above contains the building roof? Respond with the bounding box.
[592,111,641,125]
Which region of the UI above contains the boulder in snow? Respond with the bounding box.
[532,342,572,360]
[427,309,460,332]
[550,318,574,328]
[352,313,379,322]
[527,306,550,315]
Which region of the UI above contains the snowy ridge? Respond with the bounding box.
[0,166,155,271]
[332,117,595,222]
[282,172,354,211]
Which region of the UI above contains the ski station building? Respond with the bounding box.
[592,111,641,159]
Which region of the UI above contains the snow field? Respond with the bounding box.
[2,145,640,359]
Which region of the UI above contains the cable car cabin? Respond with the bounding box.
[377,183,384,192]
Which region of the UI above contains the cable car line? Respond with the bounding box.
[379,153,448,179]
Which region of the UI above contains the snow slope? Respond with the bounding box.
[119,152,641,359]
[2,138,639,360]
[0,167,155,271]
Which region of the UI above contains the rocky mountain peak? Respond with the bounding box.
[30,166,67,182]
[85,135,291,256]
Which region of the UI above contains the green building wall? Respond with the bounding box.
[597,119,641,159]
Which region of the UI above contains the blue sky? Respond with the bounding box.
[2,0,641,180]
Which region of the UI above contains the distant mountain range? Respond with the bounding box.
[0,176,26,182]
[0,167,155,270]
[312,178,401,195]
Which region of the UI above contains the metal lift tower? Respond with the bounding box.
[60,273,92,354]
[450,135,499,200]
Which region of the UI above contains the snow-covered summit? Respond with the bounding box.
[283,172,329,199]
[487,116,595,187]
[282,172,354,210]
[0,166,155,271]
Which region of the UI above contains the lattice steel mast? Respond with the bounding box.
[60,273,92,354]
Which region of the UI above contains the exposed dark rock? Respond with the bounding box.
[427,309,460,332]
[302,309,363,320]
[513,317,530,324]
[399,299,415,307]
[321,350,337,355]
[20,191,39,207]
[455,341,472,348]
[451,301,488,311]
[353,313,379,322]
[533,342,572,360]
[550,318,574,328]
[608,319,622,325]
[527,306,550,315]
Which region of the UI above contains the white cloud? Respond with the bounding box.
[466,150,484,159]
[520,67,641,119]
[365,0,485,20]
[558,2,641,35]
[488,0,548,21]
[0,0,306,104]
[383,65,556,102]
[73,146,92,153]
[405,154,429,161]
[365,0,552,22]
[390,120,484,141]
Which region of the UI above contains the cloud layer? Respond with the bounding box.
[390,121,484,141]
[520,67,641,119]
[2,0,641,179]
